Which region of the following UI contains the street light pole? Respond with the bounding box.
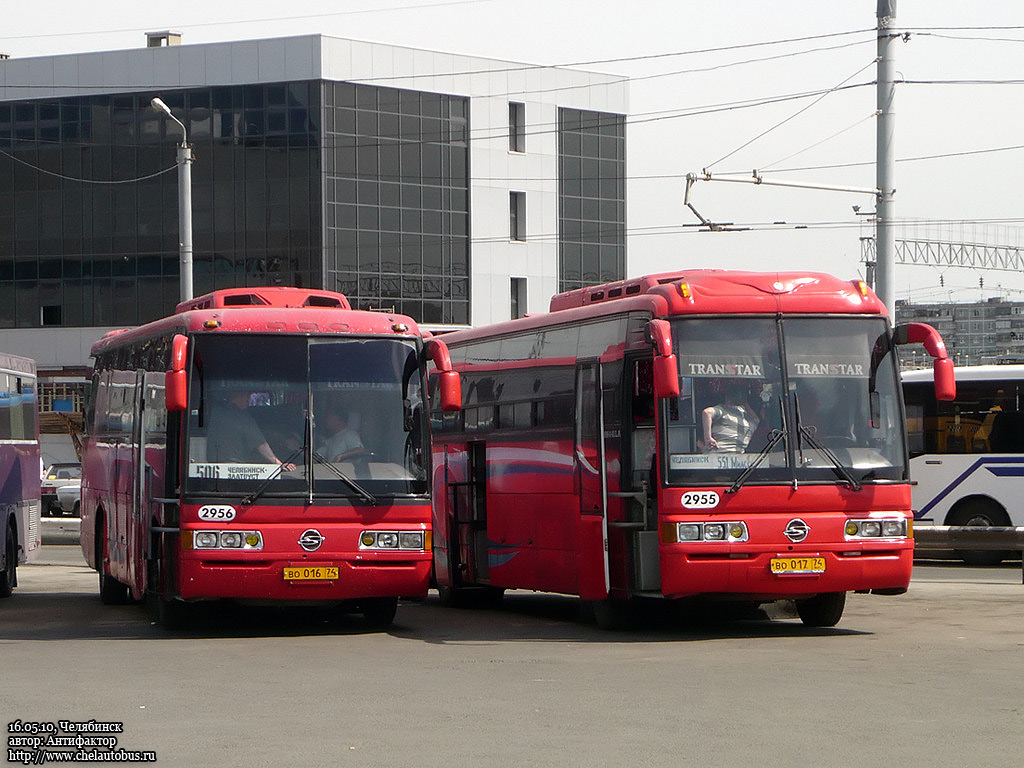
[151,97,194,303]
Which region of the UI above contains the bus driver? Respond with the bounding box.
[207,389,296,470]
[701,381,759,453]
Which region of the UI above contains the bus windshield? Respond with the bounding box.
[663,316,906,487]
[186,335,427,498]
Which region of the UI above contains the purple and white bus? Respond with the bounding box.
[0,352,41,597]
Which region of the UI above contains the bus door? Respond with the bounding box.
[127,370,157,597]
[575,361,609,600]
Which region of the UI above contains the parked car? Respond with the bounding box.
[56,484,81,517]
[40,463,81,517]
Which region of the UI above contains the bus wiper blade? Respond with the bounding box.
[310,449,377,505]
[727,428,785,494]
[728,396,788,494]
[241,445,305,506]
[797,426,863,492]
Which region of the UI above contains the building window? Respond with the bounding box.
[510,191,525,242]
[509,102,525,153]
[41,305,62,326]
[510,277,526,319]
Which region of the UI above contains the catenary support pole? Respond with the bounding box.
[875,0,898,316]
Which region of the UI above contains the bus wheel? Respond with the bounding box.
[0,525,16,598]
[96,518,128,605]
[795,592,846,628]
[362,597,398,627]
[155,598,191,631]
[436,585,505,608]
[948,500,1011,567]
[590,598,634,631]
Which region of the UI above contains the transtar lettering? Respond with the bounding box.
[792,362,865,376]
[686,362,763,377]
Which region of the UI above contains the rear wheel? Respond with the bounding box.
[362,597,398,627]
[0,525,16,598]
[795,592,846,628]
[96,516,128,605]
[948,499,1011,567]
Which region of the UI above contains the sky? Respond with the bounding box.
[3,0,1023,305]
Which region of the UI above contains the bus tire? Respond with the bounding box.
[436,584,504,608]
[155,598,191,630]
[0,524,16,598]
[947,499,1011,567]
[795,591,846,627]
[96,516,128,605]
[362,596,398,627]
[591,598,634,631]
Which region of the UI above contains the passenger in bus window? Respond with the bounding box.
[700,381,759,453]
[207,389,296,470]
[319,410,366,462]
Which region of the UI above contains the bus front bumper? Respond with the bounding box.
[658,545,913,600]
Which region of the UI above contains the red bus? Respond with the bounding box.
[0,352,41,597]
[431,271,955,628]
[81,287,459,628]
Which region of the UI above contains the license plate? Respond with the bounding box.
[283,566,339,581]
[770,556,826,575]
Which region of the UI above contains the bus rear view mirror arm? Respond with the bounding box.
[894,322,956,401]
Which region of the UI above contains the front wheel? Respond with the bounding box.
[795,592,846,628]
[0,525,16,598]
[362,597,398,627]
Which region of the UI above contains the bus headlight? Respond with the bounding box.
[192,530,263,550]
[399,532,424,549]
[845,518,907,539]
[665,521,749,544]
[359,530,428,551]
[195,531,219,549]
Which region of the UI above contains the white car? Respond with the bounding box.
[56,483,81,517]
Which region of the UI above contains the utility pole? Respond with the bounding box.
[151,97,194,303]
[875,0,898,316]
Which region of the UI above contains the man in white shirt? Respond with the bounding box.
[320,410,365,461]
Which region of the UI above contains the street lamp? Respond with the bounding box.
[151,97,194,303]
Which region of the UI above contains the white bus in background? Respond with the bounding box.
[0,353,42,596]
[903,364,1024,565]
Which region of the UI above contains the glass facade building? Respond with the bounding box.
[0,36,627,340]
[0,80,471,327]
[558,108,626,293]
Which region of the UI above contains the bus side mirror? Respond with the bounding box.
[648,320,680,399]
[933,357,956,402]
[437,371,462,412]
[166,334,188,412]
[426,338,462,412]
[894,322,956,402]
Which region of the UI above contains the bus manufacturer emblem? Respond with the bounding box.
[298,529,325,552]
[784,519,809,543]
